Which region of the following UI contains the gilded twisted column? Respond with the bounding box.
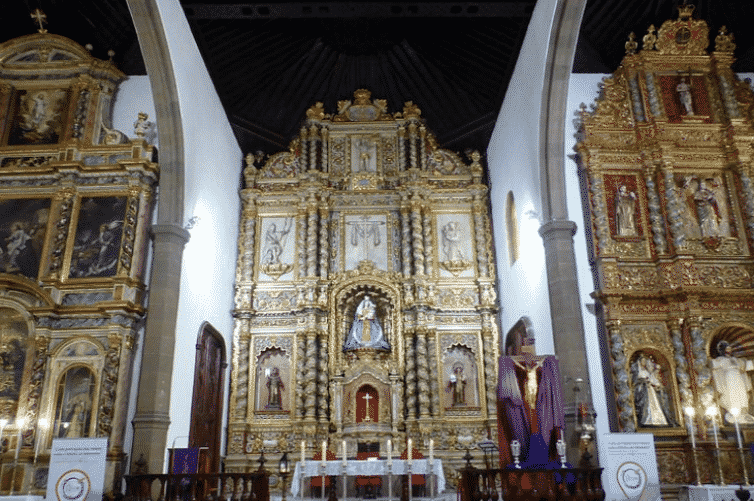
[317,336,329,423]
[50,190,75,279]
[587,172,610,255]
[309,124,319,171]
[482,326,498,416]
[23,335,50,448]
[663,167,686,249]
[416,330,430,418]
[304,333,318,418]
[398,126,406,171]
[408,122,418,170]
[422,208,433,276]
[232,327,250,420]
[297,209,308,277]
[299,126,309,172]
[321,127,329,169]
[736,167,754,248]
[405,332,417,421]
[669,319,693,411]
[645,169,668,254]
[607,321,635,432]
[319,206,330,279]
[98,333,123,438]
[427,333,439,417]
[295,334,307,419]
[472,195,489,277]
[306,199,319,277]
[689,318,714,412]
[419,125,427,171]
[410,200,424,276]
[401,204,413,277]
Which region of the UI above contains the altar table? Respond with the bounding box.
[680,485,754,501]
[291,459,445,497]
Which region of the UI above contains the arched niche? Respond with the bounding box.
[627,349,678,429]
[0,305,32,422]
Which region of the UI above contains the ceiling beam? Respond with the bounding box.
[182,2,534,20]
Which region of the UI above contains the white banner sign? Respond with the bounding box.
[45,438,108,501]
[600,433,660,501]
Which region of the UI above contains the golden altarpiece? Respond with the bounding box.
[0,25,156,494]
[577,7,754,486]
[227,90,500,484]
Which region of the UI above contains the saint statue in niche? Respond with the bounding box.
[265,367,284,409]
[631,354,676,427]
[676,77,694,115]
[711,340,754,424]
[442,221,465,261]
[615,185,637,237]
[694,179,722,238]
[344,295,390,350]
[264,219,292,265]
[447,362,467,406]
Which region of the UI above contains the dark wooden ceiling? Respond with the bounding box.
[3,0,754,158]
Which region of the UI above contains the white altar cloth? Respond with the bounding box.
[680,485,754,501]
[291,459,445,497]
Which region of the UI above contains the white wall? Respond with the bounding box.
[487,0,557,356]
[139,0,242,470]
[112,76,157,146]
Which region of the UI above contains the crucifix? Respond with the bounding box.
[362,392,373,422]
[30,9,48,34]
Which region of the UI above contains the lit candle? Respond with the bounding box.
[684,407,696,449]
[429,439,434,466]
[322,440,327,466]
[14,417,25,462]
[342,440,347,466]
[301,440,306,463]
[34,418,48,464]
[731,408,744,451]
[387,439,392,466]
[407,438,412,466]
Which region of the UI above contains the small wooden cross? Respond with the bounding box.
[362,393,373,421]
[31,9,48,33]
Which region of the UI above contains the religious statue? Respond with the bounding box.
[631,354,676,427]
[4,221,32,272]
[62,394,91,438]
[447,362,467,406]
[264,219,292,265]
[676,77,694,115]
[710,341,754,424]
[694,180,722,238]
[498,353,564,468]
[442,221,465,261]
[344,295,390,350]
[265,366,284,409]
[615,185,637,237]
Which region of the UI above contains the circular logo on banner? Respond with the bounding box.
[55,469,91,501]
[616,461,647,500]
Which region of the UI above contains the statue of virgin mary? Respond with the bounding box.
[344,295,390,350]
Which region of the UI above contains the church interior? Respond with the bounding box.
[1,0,754,500]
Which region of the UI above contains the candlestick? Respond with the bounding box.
[731,408,750,486]
[407,438,412,465]
[387,439,392,465]
[14,417,25,462]
[34,418,48,464]
[684,406,701,486]
[706,406,724,485]
[301,440,306,464]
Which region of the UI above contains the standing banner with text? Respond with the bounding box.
[45,438,108,501]
[600,433,660,501]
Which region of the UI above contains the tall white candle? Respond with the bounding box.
[429,439,434,465]
[342,440,347,466]
[14,418,25,462]
[685,411,696,449]
[387,439,392,465]
[733,411,744,451]
[407,438,412,465]
[301,440,306,463]
[34,418,48,464]
[322,440,327,465]
[711,413,720,451]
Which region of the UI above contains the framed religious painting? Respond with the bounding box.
[69,196,128,278]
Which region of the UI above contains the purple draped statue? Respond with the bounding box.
[497,355,565,468]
